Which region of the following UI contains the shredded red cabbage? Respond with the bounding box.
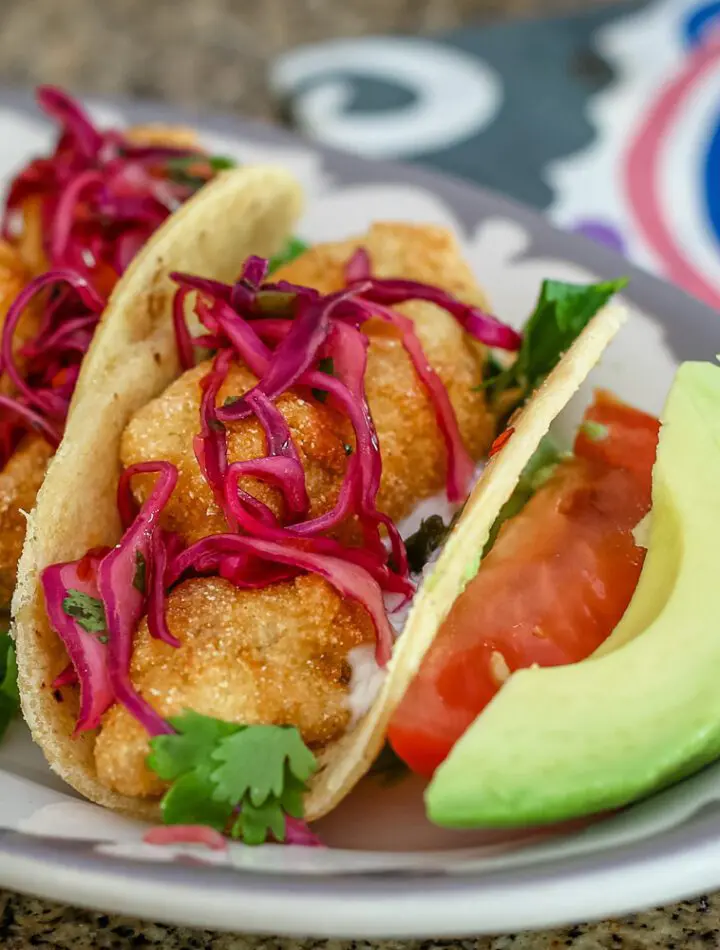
[0,86,218,466]
[343,248,522,351]
[52,663,78,688]
[194,349,234,524]
[4,87,211,284]
[284,817,324,847]
[362,301,475,503]
[97,462,178,737]
[41,555,113,733]
[143,824,228,851]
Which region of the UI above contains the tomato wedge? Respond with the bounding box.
[388,393,659,778]
[574,390,659,498]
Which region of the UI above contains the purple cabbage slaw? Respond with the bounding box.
[0,86,217,468]
[42,244,521,740]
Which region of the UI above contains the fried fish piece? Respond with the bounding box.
[271,223,494,513]
[94,575,375,797]
[0,240,39,384]
[0,128,206,605]
[124,125,201,150]
[123,223,494,534]
[122,360,352,544]
[0,434,53,607]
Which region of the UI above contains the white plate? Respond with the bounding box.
[1,90,719,938]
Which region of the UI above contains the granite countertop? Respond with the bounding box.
[0,0,712,946]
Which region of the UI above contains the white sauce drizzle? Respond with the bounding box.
[346,644,386,725]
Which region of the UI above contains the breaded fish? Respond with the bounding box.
[122,361,352,544]
[0,434,53,606]
[276,222,494,514]
[94,575,375,797]
[0,240,39,385]
[0,126,207,609]
[124,223,494,528]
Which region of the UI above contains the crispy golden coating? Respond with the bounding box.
[0,434,53,607]
[123,223,493,532]
[12,199,47,278]
[0,240,39,384]
[94,575,375,797]
[274,222,494,516]
[0,127,207,605]
[122,360,352,543]
[272,222,492,309]
[124,125,202,150]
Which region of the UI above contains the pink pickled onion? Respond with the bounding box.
[52,664,78,688]
[365,301,475,502]
[143,825,228,851]
[41,556,113,733]
[194,349,234,522]
[98,462,178,737]
[284,817,324,847]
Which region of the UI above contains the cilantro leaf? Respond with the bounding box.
[279,773,307,819]
[165,154,236,189]
[148,710,239,780]
[234,799,286,846]
[0,632,19,743]
[208,155,236,172]
[133,550,147,595]
[487,278,628,410]
[147,712,317,845]
[268,237,309,274]
[62,589,106,633]
[211,724,315,807]
[160,767,235,831]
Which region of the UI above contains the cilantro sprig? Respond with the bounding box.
[486,278,628,411]
[0,632,19,743]
[166,154,237,189]
[62,589,107,634]
[147,711,317,845]
[268,236,309,274]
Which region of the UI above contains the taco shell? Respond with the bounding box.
[305,301,627,819]
[12,166,303,819]
[12,164,626,821]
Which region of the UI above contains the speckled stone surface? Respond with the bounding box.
[0,0,707,945]
[1,890,719,949]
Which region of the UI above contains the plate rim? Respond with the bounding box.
[3,806,720,936]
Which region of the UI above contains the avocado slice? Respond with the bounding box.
[426,361,720,827]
